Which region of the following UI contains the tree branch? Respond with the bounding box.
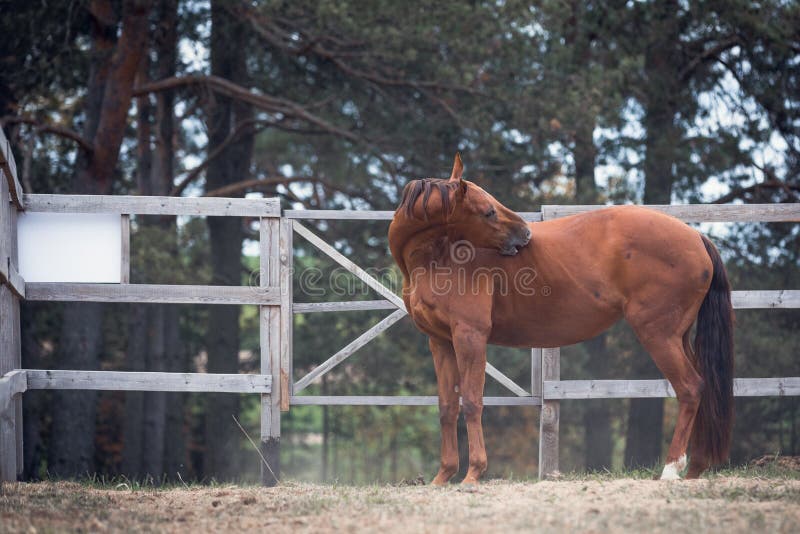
[680,35,741,81]
[223,1,484,97]
[134,74,361,143]
[169,118,267,196]
[711,178,800,204]
[1,116,94,153]
[204,175,372,204]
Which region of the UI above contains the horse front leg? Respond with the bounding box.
[451,324,489,484]
[429,336,461,485]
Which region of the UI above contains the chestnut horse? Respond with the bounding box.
[388,155,734,484]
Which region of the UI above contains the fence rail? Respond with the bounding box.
[289,395,542,406]
[543,377,800,399]
[541,203,800,222]
[23,193,280,217]
[285,209,544,221]
[24,370,272,393]
[25,283,280,305]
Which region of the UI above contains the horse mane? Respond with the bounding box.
[397,178,461,220]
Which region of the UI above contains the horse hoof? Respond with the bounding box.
[660,469,681,481]
[431,469,457,486]
[660,454,687,480]
[459,481,479,492]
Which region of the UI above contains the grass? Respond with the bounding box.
[554,456,800,482]
[21,455,800,492]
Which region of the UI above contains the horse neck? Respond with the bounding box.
[389,215,450,278]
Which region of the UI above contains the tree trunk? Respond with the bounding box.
[202,1,254,481]
[20,305,44,480]
[625,0,681,468]
[152,0,185,482]
[122,43,153,479]
[624,395,665,468]
[49,304,105,477]
[49,0,152,479]
[142,306,166,478]
[583,335,614,470]
[122,304,147,477]
[574,125,613,470]
[121,0,181,483]
[565,4,612,467]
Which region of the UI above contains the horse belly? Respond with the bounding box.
[489,293,622,348]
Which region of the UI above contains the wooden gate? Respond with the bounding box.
[286,209,542,408]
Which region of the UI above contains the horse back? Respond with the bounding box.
[488,206,713,347]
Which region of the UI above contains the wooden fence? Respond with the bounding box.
[1,124,799,482]
[0,127,289,483]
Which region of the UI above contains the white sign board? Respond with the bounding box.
[18,213,122,283]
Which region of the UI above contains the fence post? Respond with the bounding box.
[260,217,281,485]
[279,218,293,412]
[538,347,560,479]
[0,145,22,482]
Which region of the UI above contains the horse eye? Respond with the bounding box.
[485,208,496,218]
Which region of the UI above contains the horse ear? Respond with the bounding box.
[448,153,464,182]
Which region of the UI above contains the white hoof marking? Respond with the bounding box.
[660,454,687,481]
[676,454,687,471]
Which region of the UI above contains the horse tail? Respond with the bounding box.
[690,235,735,466]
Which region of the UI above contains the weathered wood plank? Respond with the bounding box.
[279,218,293,412]
[538,347,560,479]
[25,283,280,305]
[120,214,130,284]
[259,217,281,485]
[531,348,542,398]
[0,192,22,481]
[25,370,272,393]
[285,209,543,222]
[285,210,395,220]
[485,362,530,397]
[0,128,23,209]
[541,203,800,223]
[292,300,398,314]
[292,220,406,310]
[290,395,542,406]
[734,377,800,396]
[544,377,800,399]
[0,263,25,299]
[0,371,27,414]
[23,194,280,217]
[732,290,800,309]
[544,379,675,399]
[293,308,407,392]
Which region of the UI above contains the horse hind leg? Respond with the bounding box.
[631,322,703,480]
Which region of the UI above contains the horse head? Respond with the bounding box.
[393,154,531,256]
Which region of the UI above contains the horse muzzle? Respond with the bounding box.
[499,227,531,256]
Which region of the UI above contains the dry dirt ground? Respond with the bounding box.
[2,477,800,533]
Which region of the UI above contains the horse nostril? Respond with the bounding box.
[525,229,532,240]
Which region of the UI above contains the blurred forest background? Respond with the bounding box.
[1,0,799,483]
